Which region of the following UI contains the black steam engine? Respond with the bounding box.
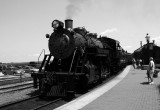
[31,19,130,97]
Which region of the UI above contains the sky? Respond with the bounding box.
[1,0,160,63]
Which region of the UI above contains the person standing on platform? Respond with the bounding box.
[147,57,155,84]
[132,58,136,69]
[139,59,142,69]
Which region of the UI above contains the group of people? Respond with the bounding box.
[132,58,142,69]
[132,57,155,85]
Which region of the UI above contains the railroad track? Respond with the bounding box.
[0,95,62,110]
[0,75,31,81]
[0,68,126,110]
[0,82,34,94]
[0,76,23,81]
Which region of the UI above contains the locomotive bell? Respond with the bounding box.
[65,19,73,29]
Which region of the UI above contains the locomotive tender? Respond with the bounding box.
[31,19,130,97]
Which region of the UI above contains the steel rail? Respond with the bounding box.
[0,85,34,94]
[30,98,62,110]
[0,95,39,109]
[0,82,33,90]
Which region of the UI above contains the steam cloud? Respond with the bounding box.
[66,0,90,19]
[100,28,118,35]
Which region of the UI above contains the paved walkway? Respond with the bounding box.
[81,66,160,110]
[55,65,160,110]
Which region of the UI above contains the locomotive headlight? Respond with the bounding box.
[52,20,64,29]
[52,20,59,29]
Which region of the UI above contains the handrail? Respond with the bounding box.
[38,49,45,65]
[69,48,77,74]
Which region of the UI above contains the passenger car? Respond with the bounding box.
[3,67,25,75]
[23,66,39,73]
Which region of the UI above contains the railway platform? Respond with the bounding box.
[55,65,160,110]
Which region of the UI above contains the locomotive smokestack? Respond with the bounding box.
[65,19,73,29]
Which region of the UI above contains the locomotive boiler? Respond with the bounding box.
[31,19,129,97]
[48,19,106,59]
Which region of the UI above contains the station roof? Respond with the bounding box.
[134,43,158,53]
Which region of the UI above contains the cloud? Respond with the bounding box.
[28,53,40,57]
[150,36,160,47]
[100,28,118,35]
[123,45,132,49]
[151,36,160,42]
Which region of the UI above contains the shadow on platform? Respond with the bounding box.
[140,82,149,85]
[157,85,160,94]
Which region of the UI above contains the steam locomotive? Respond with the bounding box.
[31,19,131,97]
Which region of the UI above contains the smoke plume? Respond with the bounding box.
[66,0,90,19]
